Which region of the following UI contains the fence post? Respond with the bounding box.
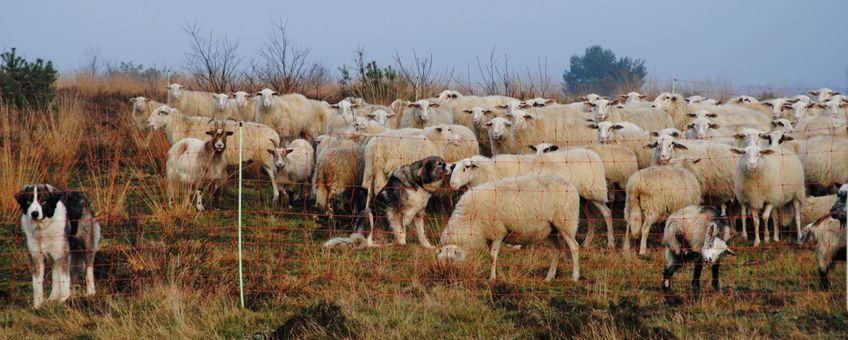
[671,78,678,95]
[237,121,245,309]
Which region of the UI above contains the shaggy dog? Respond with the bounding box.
[15,184,101,308]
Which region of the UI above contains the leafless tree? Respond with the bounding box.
[183,21,243,93]
[253,18,322,94]
[394,51,451,100]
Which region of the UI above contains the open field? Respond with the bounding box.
[1,78,847,339]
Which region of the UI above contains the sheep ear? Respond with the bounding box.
[429,103,440,108]
[762,102,773,107]
[729,148,745,155]
[545,99,554,104]
[435,127,443,132]
[692,158,701,164]
[783,135,794,142]
[649,131,659,137]
[267,149,275,156]
[611,124,624,130]
[463,109,473,114]
[330,103,339,108]
[483,109,492,114]
[734,133,744,140]
[586,123,599,129]
[285,148,294,154]
[686,112,697,117]
[809,91,819,96]
[528,145,538,152]
[619,95,628,99]
[706,113,718,118]
[495,104,507,109]
[205,130,214,135]
[226,131,234,136]
[670,131,681,138]
[644,142,657,149]
[709,123,720,129]
[686,123,695,129]
[485,121,493,127]
[549,145,559,152]
[672,143,688,150]
[760,148,775,155]
[759,133,769,140]
[640,94,647,99]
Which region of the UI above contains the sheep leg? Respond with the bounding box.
[751,207,761,247]
[772,206,781,242]
[591,200,615,248]
[711,262,721,292]
[691,259,703,296]
[793,199,802,242]
[639,217,656,256]
[489,238,503,280]
[581,204,595,247]
[740,206,748,240]
[413,213,434,249]
[561,232,581,281]
[194,189,205,211]
[762,204,774,243]
[545,251,559,282]
[661,251,681,292]
[264,166,280,202]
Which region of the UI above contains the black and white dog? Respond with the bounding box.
[356,156,448,248]
[15,184,101,308]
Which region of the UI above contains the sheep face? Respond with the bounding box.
[763,98,790,118]
[770,119,794,133]
[651,92,674,110]
[622,92,646,104]
[810,88,838,101]
[256,88,279,109]
[448,159,477,189]
[686,95,705,104]
[580,93,602,104]
[485,117,512,140]
[523,97,553,107]
[654,128,682,139]
[759,130,794,149]
[786,101,815,123]
[463,106,493,126]
[407,100,437,121]
[367,110,394,127]
[648,135,687,165]
[686,117,719,140]
[823,99,847,119]
[165,84,184,99]
[686,110,718,120]
[146,105,174,130]
[212,93,229,110]
[231,91,250,108]
[587,121,624,144]
[730,145,774,172]
[130,96,147,110]
[830,184,847,221]
[701,99,720,106]
[331,98,358,116]
[729,95,758,104]
[437,244,467,262]
[437,90,461,100]
[495,100,522,114]
[528,143,559,154]
[267,146,293,170]
[733,128,763,147]
[586,98,615,121]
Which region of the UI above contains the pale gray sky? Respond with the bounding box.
[2,0,847,91]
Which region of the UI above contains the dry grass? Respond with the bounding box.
[0,75,845,339]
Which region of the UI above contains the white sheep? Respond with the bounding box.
[624,158,703,255]
[587,120,653,168]
[762,97,792,119]
[129,96,164,131]
[510,111,597,152]
[269,139,314,207]
[770,118,794,134]
[443,124,479,163]
[224,91,257,121]
[400,99,454,128]
[485,117,517,155]
[620,91,648,104]
[166,121,233,211]
[253,88,332,141]
[448,148,613,248]
[777,194,837,230]
[362,125,459,204]
[730,145,805,246]
[661,205,735,294]
[797,136,848,194]
[809,88,841,102]
[146,105,283,201]
[165,83,218,117]
[438,175,582,281]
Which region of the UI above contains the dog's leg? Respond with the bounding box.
[194,189,205,211]
[31,254,45,308]
[413,212,434,249]
[391,211,408,245]
[49,259,61,301]
[60,255,71,301]
[85,251,96,296]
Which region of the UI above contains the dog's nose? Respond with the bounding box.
[30,211,40,219]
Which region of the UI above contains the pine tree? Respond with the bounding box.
[0,48,59,110]
[562,45,646,97]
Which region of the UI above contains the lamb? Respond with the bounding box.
[624,158,703,255]
[730,145,805,246]
[449,149,613,248]
[129,96,164,131]
[661,205,735,294]
[253,88,332,141]
[797,136,848,194]
[438,175,582,281]
[165,83,218,117]
[799,197,846,290]
[400,99,454,128]
[312,147,366,227]
[528,141,636,197]
[485,117,518,155]
[166,120,233,211]
[146,105,283,201]
[587,120,652,168]
[268,139,314,207]
[362,125,459,204]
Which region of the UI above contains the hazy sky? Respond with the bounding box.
[2,0,847,92]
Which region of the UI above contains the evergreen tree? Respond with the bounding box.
[0,48,58,110]
[562,45,646,97]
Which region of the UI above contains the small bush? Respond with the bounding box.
[0,48,58,110]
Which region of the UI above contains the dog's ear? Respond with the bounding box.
[44,185,63,207]
[14,185,32,209]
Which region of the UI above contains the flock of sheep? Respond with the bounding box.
[130,84,848,293]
